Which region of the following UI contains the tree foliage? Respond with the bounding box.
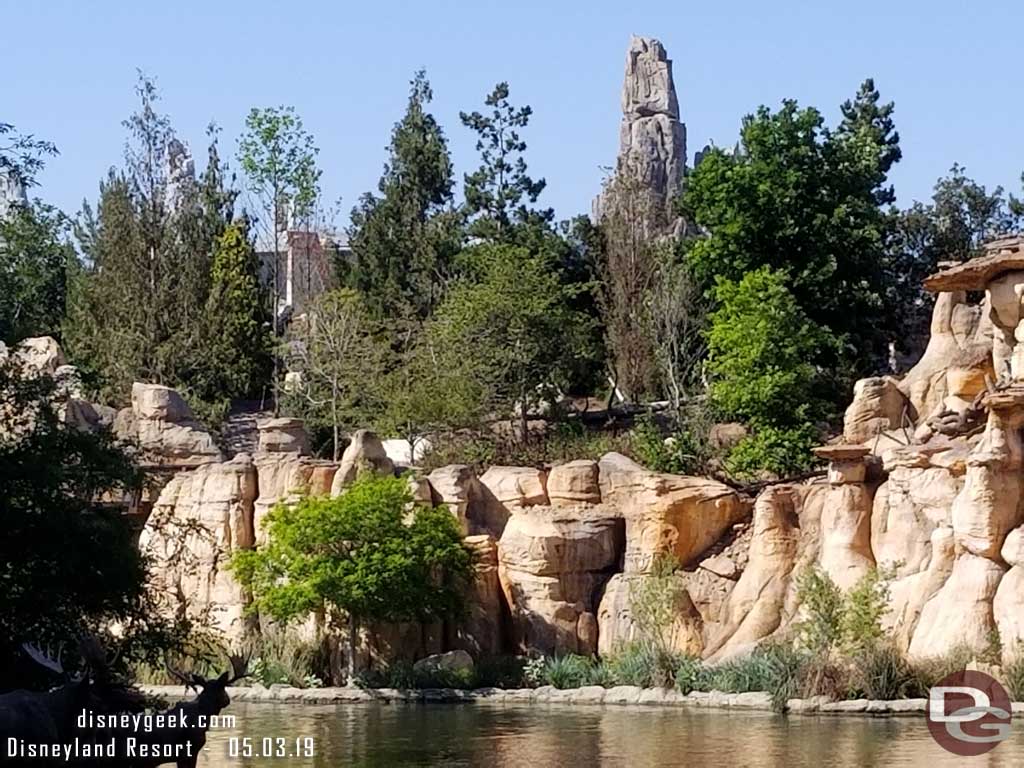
[460,82,551,241]
[0,202,72,344]
[0,357,177,686]
[346,71,462,325]
[430,243,595,440]
[231,474,473,677]
[683,81,902,383]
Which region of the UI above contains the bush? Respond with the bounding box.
[607,643,682,689]
[849,642,918,700]
[908,645,973,692]
[540,654,596,689]
[630,411,713,476]
[1003,643,1024,701]
[245,627,323,688]
[794,567,845,653]
[674,656,704,695]
[723,425,820,480]
[474,655,528,689]
[695,643,808,712]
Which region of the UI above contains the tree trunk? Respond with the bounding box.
[346,613,358,687]
[332,382,339,461]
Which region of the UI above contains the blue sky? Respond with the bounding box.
[5,0,1022,226]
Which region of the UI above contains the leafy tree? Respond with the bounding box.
[0,121,57,189]
[886,165,1023,357]
[460,82,551,241]
[0,356,178,686]
[237,105,321,407]
[0,202,72,344]
[66,77,238,411]
[707,267,834,477]
[682,81,902,384]
[283,288,385,460]
[431,243,595,442]
[231,475,473,682]
[346,71,461,325]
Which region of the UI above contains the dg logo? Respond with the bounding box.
[927,670,1012,756]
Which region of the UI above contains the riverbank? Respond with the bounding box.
[139,684,1024,717]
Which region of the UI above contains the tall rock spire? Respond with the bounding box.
[594,35,687,233]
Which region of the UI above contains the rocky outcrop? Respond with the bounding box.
[594,35,687,235]
[329,429,395,495]
[598,453,748,571]
[256,417,310,455]
[448,535,505,657]
[547,460,601,506]
[843,376,908,443]
[115,383,223,467]
[477,466,548,537]
[140,454,258,640]
[497,505,622,655]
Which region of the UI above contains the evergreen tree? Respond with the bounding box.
[196,220,270,408]
[65,75,238,410]
[346,71,461,324]
[460,82,551,241]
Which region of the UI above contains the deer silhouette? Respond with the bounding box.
[108,654,249,768]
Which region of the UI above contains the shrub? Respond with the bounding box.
[794,567,845,654]
[475,655,528,689]
[723,425,820,480]
[848,642,918,700]
[607,643,682,689]
[541,654,595,689]
[840,568,892,655]
[908,645,973,692]
[1003,643,1024,701]
[245,627,323,688]
[674,656,705,695]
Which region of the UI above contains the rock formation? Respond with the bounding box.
[594,35,687,234]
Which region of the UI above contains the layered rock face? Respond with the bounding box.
[115,383,223,468]
[594,35,687,234]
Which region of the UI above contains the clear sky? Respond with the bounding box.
[5,0,1023,226]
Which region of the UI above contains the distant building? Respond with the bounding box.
[256,227,352,320]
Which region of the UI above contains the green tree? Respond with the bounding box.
[0,120,58,188]
[346,71,462,325]
[707,267,834,477]
[237,105,321,408]
[0,356,177,686]
[682,81,901,384]
[283,288,385,460]
[0,202,72,344]
[65,77,238,410]
[194,221,270,409]
[460,82,551,241]
[231,475,473,682]
[431,243,595,442]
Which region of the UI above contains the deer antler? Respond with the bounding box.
[227,652,251,684]
[23,643,66,677]
[165,659,204,690]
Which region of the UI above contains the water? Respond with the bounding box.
[193,702,1024,767]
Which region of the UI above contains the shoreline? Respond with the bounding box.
[140,685,1024,717]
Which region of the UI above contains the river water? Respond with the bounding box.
[197,702,1024,767]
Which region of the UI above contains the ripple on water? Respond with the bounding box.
[199,702,1024,767]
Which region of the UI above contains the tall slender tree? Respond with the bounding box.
[346,71,461,326]
[460,82,550,242]
[237,106,321,409]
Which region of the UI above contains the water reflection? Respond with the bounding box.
[199,702,1024,767]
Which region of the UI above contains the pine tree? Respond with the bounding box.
[346,71,461,326]
[196,220,270,408]
[460,82,551,242]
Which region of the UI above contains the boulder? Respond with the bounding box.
[497,505,623,655]
[256,417,310,455]
[477,466,548,537]
[597,452,748,571]
[330,429,395,495]
[547,460,601,506]
[14,336,67,375]
[908,553,1006,659]
[140,454,258,640]
[427,464,482,535]
[412,650,474,678]
[843,376,908,443]
[254,454,338,542]
[117,383,223,467]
